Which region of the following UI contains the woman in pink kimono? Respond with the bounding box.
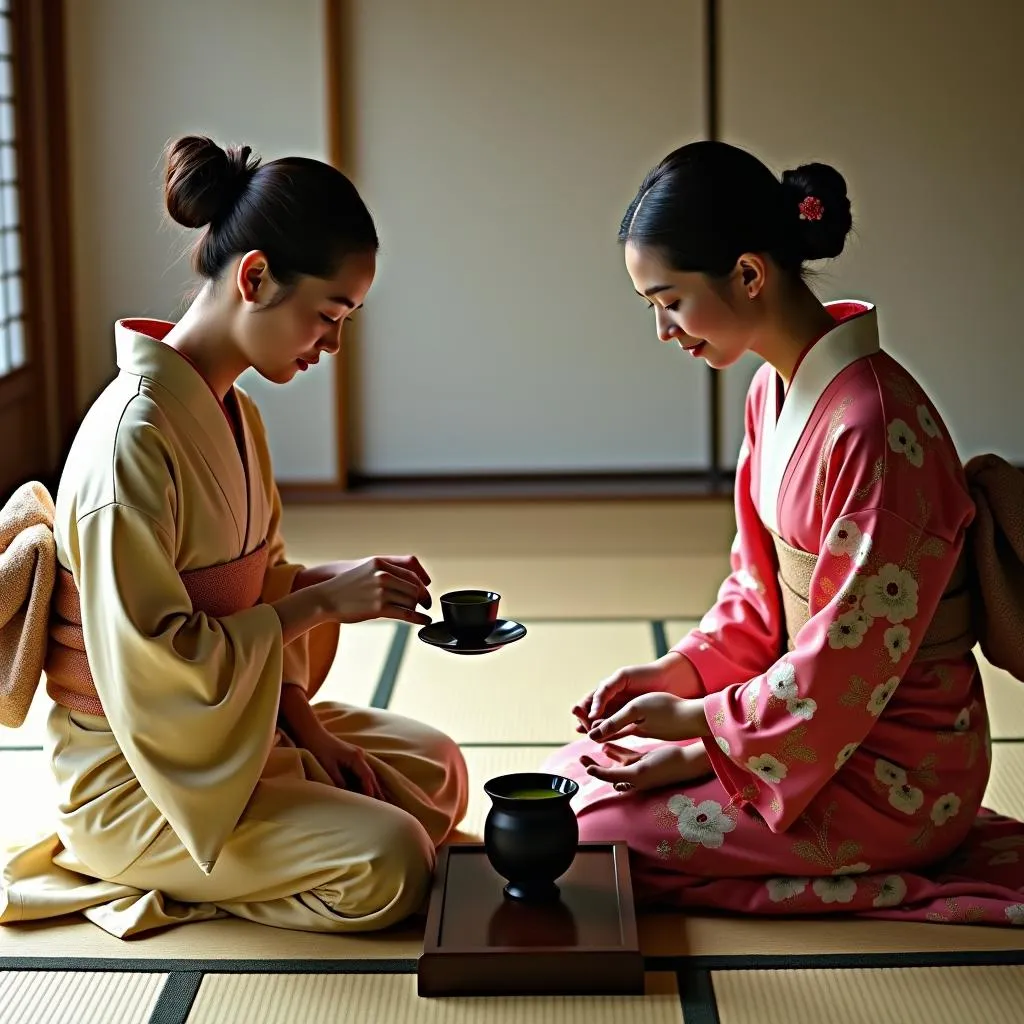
[547,141,1024,925]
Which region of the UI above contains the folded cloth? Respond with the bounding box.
[0,482,56,728]
[965,453,1024,681]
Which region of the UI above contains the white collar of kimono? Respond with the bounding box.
[114,317,235,433]
[759,300,879,534]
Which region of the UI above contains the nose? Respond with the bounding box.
[319,320,344,356]
[654,307,680,344]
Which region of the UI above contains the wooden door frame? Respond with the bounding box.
[3,0,76,497]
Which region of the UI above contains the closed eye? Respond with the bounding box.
[320,313,340,325]
[646,300,681,312]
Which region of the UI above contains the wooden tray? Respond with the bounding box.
[417,841,643,997]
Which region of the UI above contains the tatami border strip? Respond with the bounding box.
[678,966,720,1024]
[5,949,1024,975]
[652,621,669,659]
[370,623,410,709]
[147,970,203,1024]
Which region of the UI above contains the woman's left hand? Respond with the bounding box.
[279,684,385,799]
[580,742,713,792]
[587,693,710,744]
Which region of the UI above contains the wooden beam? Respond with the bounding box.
[325,0,351,491]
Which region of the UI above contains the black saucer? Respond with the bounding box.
[417,619,527,655]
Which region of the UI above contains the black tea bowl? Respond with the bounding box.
[440,589,500,643]
[483,772,580,903]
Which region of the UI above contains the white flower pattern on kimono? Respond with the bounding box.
[867,677,900,716]
[1005,904,1024,926]
[716,736,731,756]
[930,793,961,826]
[855,534,873,566]
[747,754,788,784]
[888,783,925,815]
[766,878,808,903]
[826,519,863,558]
[813,876,858,904]
[887,418,924,467]
[954,708,971,732]
[767,662,798,701]
[737,566,765,594]
[874,759,908,787]
[786,696,817,720]
[833,862,871,875]
[916,403,940,438]
[828,610,870,650]
[862,564,919,623]
[835,743,858,770]
[872,875,908,908]
[667,795,736,848]
[884,625,912,663]
[699,612,719,635]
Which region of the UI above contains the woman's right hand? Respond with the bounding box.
[572,652,702,734]
[314,555,432,626]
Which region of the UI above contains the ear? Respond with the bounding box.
[235,250,271,306]
[735,253,768,300]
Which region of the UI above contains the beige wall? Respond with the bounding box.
[64,0,338,482]
[719,0,1024,464]
[64,0,1024,482]
[346,0,708,474]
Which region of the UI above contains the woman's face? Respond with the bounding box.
[624,243,757,370]
[235,249,376,384]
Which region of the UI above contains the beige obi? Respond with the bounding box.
[44,544,270,716]
[771,533,976,663]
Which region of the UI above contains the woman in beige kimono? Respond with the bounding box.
[0,136,467,937]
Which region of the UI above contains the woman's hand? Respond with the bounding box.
[580,741,713,792]
[572,652,702,734]
[312,555,433,626]
[279,685,384,799]
[587,693,711,743]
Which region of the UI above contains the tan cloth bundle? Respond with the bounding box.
[0,482,57,727]
[0,480,271,727]
[773,454,1024,679]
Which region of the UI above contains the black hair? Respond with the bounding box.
[164,135,378,286]
[619,140,852,277]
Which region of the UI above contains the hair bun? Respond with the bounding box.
[781,162,852,261]
[164,135,260,229]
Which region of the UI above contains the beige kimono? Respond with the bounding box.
[0,319,467,938]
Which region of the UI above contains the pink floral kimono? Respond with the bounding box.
[547,301,1024,926]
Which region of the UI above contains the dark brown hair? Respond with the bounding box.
[164,135,378,286]
[619,141,852,277]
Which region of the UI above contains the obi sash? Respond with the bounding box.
[44,544,270,716]
[771,533,975,663]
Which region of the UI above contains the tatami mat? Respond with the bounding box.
[186,972,682,1024]
[0,914,425,962]
[987,743,1024,820]
[318,622,400,707]
[393,622,656,744]
[419,555,722,619]
[712,966,1024,1024]
[0,970,166,1024]
[980,651,1024,740]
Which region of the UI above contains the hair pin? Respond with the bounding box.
[799,196,824,222]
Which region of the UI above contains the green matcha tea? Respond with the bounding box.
[507,788,562,800]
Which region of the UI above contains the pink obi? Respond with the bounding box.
[44,544,270,716]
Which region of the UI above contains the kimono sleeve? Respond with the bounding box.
[75,444,285,873]
[673,385,784,691]
[701,426,964,833]
[246,393,339,699]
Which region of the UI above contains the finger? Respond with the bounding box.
[601,742,643,765]
[382,604,432,627]
[589,676,625,721]
[588,707,642,742]
[378,559,432,606]
[381,555,431,589]
[380,574,422,606]
[584,762,636,785]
